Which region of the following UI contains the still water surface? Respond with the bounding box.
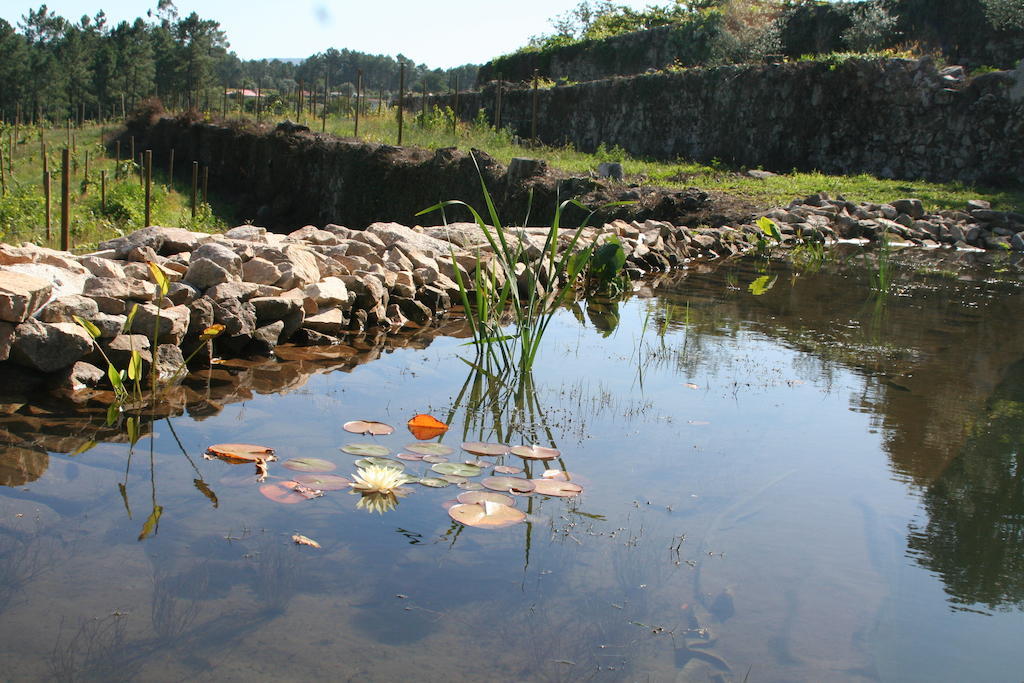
[0,254,1022,681]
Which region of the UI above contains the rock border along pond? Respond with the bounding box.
[0,191,1021,396]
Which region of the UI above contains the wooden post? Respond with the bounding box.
[378,88,383,116]
[222,85,228,120]
[60,148,70,251]
[202,165,208,204]
[121,93,126,119]
[191,161,198,218]
[256,79,262,124]
[168,148,174,187]
[296,80,302,121]
[354,71,361,137]
[129,136,135,172]
[531,70,539,140]
[100,170,106,214]
[115,139,121,178]
[144,149,152,226]
[66,119,71,148]
[0,144,6,197]
[322,69,329,133]
[495,75,502,131]
[44,170,51,241]
[84,150,89,185]
[421,80,427,128]
[397,61,405,146]
[453,75,459,136]
[6,131,12,175]
[14,103,20,149]
[138,153,144,186]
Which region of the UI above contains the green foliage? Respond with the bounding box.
[982,0,1024,29]
[841,2,901,52]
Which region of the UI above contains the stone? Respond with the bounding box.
[0,271,53,322]
[242,257,282,285]
[211,299,257,338]
[250,321,285,355]
[423,223,490,249]
[289,225,339,245]
[303,307,346,335]
[507,157,547,184]
[83,276,156,301]
[251,296,304,342]
[99,225,204,257]
[303,277,349,309]
[276,245,322,289]
[891,199,925,219]
[155,344,186,379]
[167,281,201,306]
[78,255,127,279]
[186,297,216,339]
[966,199,992,211]
[597,162,624,181]
[130,303,191,345]
[184,257,236,289]
[88,312,127,339]
[5,262,87,299]
[1012,232,1024,251]
[57,361,105,392]
[0,322,12,361]
[366,222,456,255]
[224,225,268,241]
[36,295,99,323]
[204,282,279,301]
[193,242,243,274]
[11,319,94,372]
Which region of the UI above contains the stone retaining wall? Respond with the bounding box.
[432,57,1024,185]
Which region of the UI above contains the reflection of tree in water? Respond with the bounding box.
[907,358,1024,612]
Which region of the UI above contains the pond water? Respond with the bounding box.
[1,250,1023,681]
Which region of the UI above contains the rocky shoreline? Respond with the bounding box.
[0,193,1020,398]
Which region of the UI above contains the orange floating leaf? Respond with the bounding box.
[259,481,308,504]
[206,443,276,463]
[531,479,583,498]
[407,414,449,440]
[510,445,560,461]
[448,501,526,529]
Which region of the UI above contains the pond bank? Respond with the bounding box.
[0,191,1020,397]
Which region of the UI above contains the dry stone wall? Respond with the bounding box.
[438,57,1024,185]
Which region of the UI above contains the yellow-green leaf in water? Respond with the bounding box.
[138,505,163,541]
[124,303,139,333]
[107,364,125,393]
[748,274,778,296]
[126,416,140,446]
[194,479,219,508]
[127,350,142,381]
[757,216,782,242]
[118,482,131,518]
[70,439,97,456]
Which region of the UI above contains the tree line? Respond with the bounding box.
[0,1,478,124]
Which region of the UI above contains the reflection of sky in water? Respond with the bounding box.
[0,261,1022,680]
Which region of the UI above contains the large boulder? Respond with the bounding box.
[10,319,94,372]
[0,271,53,322]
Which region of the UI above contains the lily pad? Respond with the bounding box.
[461,441,510,457]
[531,479,584,498]
[494,465,523,475]
[341,443,391,456]
[448,501,526,528]
[397,452,425,461]
[207,443,275,463]
[259,481,308,504]
[282,458,336,473]
[353,457,405,471]
[464,459,489,468]
[422,455,449,464]
[457,491,515,506]
[405,443,455,456]
[343,420,395,436]
[440,474,468,484]
[457,482,485,491]
[510,445,560,461]
[431,462,482,477]
[417,477,451,488]
[482,476,536,494]
[292,473,352,490]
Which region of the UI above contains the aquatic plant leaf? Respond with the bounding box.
[457,491,515,506]
[207,443,276,462]
[757,216,783,242]
[259,481,308,504]
[70,439,97,456]
[748,274,778,296]
[407,414,449,440]
[510,445,560,461]
[448,501,526,528]
[440,474,468,484]
[431,462,482,477]
[458,482,485,490]
[417,477,451,488]
[343,420,395,436]
[397,452,425,461]
[482,476,536,494]
[124,303,139,333]
[201,324,226,340]
[292,534,321,548]
[72,315,101,339]
[531,479,584,498]
[494,465,523,474]
[341,443,391,456]
[405,443,454,456]
[542,469,571,480]
[126,416,140,446]
[353,457,404,471]
[685,382,700,390]
[127,349,142,381]
[462,441,510,456]
[282,458,337,473]
[138,505,163,541]
[292,473,352,490]
[147,261,170,298]
[422,455,449,464]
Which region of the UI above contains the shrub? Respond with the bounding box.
[842,3,900,52]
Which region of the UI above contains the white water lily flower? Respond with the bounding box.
[356,492,399,515]
[350,464,407,495]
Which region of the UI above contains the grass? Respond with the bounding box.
[0,121,232,251]
[311,106,1024,214]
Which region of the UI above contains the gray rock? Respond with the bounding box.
[184,257,236,289]
[276,245,322,289]
[303,277,349,309]
[57,361,105,392]
[99,225,204,257]
[0,322,12,361]
[966,199,992,211]
[36,295,100,323]
[0,271,54,323]
[154,344,185,379]
[366,222,457,255]
[892,199,925,219]
[242,257,282,285]
[167,281,200,306]
[224,225,267,241]
[289,225,339,245]
[598,162,624,181]
[303,307,346,335]
[1012,232,1024,251]
[83,276,156,301]
[211,299,257,338]
[193,242,243,275]
[88,312,127,339]
[132,303,191,345]
[78,255,127,279]
[250,321,285,355]
[393,297,432,325]
[11,319,94,372]
[204,282,279,301]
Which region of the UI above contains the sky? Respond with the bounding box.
[1,0,663,68]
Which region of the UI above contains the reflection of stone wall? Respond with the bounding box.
[0,445,48,487]
[436,58,1024,184]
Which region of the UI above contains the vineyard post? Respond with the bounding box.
[354,71,361,138]
[100,170,106,214]
[60,148,70,251]
[397,60,405,146]
[0,144,6,197]
[532,70,539,140]
[191,161,198,218]
[453,75,459,136]
[421,80,426,129]
[144,149,152,227]
[202,165,208,205]
[169,148,175,188]
[44,169,51,242]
